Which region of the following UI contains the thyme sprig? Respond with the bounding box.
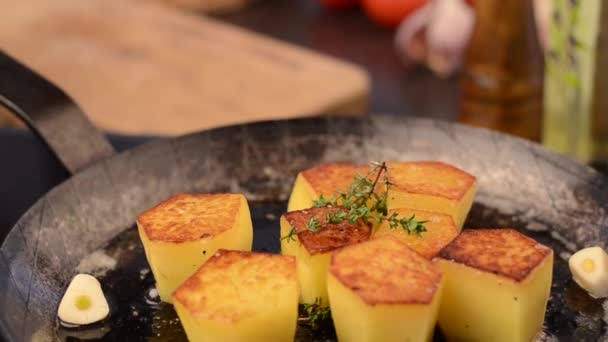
[298,297,331,330]
[305,216,321,233]
[280,217,321,242]
[281,227,297,242]
[282,161,428,240]
[388,212,428,236]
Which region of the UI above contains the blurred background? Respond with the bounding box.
[0,0,606,234]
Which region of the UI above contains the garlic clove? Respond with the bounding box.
[568,246,608,298]
[57,274,110,325]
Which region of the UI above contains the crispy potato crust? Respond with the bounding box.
[137,193,242,242]
[373,208,458,259]
[330,236,442,305]
[173,250,296,322]
[301,163,365,198]
[437,229,553,282]
[283,207,372,255]
[387,161,476,201]
[300,162,476,201]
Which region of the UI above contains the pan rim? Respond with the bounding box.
[2,115,608,341]
[3,114,607,251]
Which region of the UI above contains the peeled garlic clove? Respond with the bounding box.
[57,274,110,325]
[568,246,608,298]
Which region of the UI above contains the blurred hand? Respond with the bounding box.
[394,0,549,77]
[394,0,473,77]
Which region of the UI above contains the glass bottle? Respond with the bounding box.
[459,0,544,141]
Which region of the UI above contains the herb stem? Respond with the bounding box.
[355,161,387,207]
[281,161,427,240]
[300,297,331,330]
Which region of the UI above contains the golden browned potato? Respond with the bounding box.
[173,250,298,342]
[287,163,363,212]
[372,208,458,259]
[282,206,372,305]
[328,236,443,342]
[287,161,476,229]
[435,229,553,342]
[137,194,252,303]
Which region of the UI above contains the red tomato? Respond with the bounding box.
[362,0,427,28]
[321,0,359,9]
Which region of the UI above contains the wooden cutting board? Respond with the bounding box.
[157,0,255,13]
[0,0,369,136]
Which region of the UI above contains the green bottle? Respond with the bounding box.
[543,0,608,163]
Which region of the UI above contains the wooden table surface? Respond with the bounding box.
[217,0,459,121]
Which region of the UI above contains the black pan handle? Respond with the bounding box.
[0,51,115,174]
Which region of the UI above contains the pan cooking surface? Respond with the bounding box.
[2,117,608,341]
[57,202,606,341]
